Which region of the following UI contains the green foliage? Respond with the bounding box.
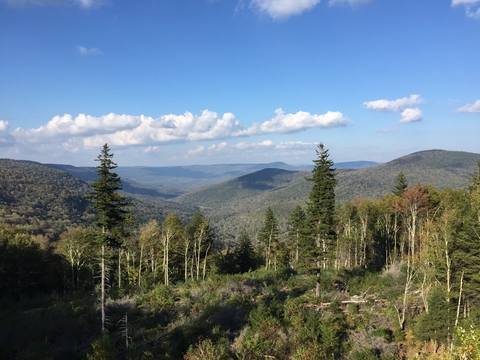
[87,334,117,360]
[0,159,91,238]
[392,171,408,197]
[234,229,256,273]
[85,144,134,246]
[304,143,337,270]
[257,207,280,270]
[414,287,455,345]
[184,336,231,360]
[452,325,480,360]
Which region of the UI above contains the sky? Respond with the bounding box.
[0,0,479,167]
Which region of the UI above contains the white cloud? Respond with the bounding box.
[208,142,228,151]
[240,108,350,135]
[275,141,316,149]
[364,95,425,123]
[14,113,141,143]
[399,108,423,123]
[233,140,275,150]
[364,94,424,112]
[185,146,205,158]
[10,108,348,149]
[457,99,480,113]
[452,0,480,19]
[452,0,480,5]
[0,120,16,147]
[250,0,320,19]
[78,46,103,55]
[144,145,160,153]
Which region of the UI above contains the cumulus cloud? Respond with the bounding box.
[457,100,480,113]
[364,94,424,112]
[14,113,141,143]
[452,0,480,19]
[0,120,16,147]
[78,46,103,55]
[11,108,348,149]
[364,94,424,123]
[186,146,205,158]
[239,108,350,135]
[400,108,423,123]
[250,0,320,19]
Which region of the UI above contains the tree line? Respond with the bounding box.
[1,143,480,357]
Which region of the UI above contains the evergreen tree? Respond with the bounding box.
[392,171,408,197]
[304,143,337,297]
[85,143,134,333]
[415,287,455,350]
[258,207,279,270]
[287,205,306,268]
[234,229,255,273]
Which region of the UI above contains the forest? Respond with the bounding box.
[1,144,480,359]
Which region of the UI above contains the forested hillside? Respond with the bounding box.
[1,148,480,359]
[174,150,480,239]
[0,159,91,238]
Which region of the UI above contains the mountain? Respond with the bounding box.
[174,150,480,239]
[0,159,91,238]
[3,149,478,241]
[335,149,480,201]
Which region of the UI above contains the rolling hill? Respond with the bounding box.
[174,149,480,240]
[2,149,479,242]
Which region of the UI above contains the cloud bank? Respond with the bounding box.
[9,108,349,149]
[364,94,424,123]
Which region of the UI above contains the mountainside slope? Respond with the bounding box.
[174,150,480,240]
[0,159,91,238]
[336,149,480,201]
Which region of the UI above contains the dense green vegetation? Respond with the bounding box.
[1,148,480,359]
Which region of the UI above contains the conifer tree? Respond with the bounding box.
[258,206,279,270]
[234,229,255,273]
[86,143,134,334]
[392,171,408,197]
[304,143,337,297]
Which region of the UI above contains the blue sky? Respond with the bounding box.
[0,0,479,167]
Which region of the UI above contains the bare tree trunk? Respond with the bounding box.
[455,271,464,328]
[138,244,143,286]
[101,244,106,334]
[202,243,211,281]
[184,239,189,282]
[118,249,122,289]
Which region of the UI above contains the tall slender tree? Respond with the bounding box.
[258,207,279,270]
[287,205,306,268]
[304,143,337,297]
[85,143,134,334]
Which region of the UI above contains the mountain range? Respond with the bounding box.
[1,149,479,240]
